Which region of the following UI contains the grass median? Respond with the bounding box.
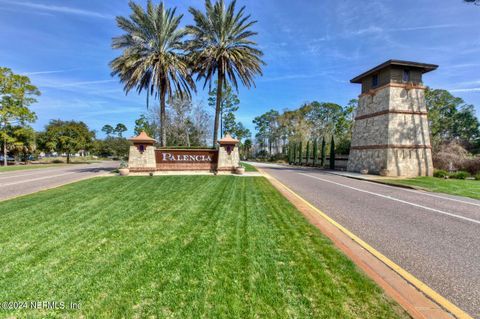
[0,176,408,318]
[383,176,480,200]
[240,162,258,172]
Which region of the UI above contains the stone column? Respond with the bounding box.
[127,131,157,172]
[217,134,240,172]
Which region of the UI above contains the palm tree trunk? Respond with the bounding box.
[220,110,223,138]
[213,70,223,147]
[160,86,167,147]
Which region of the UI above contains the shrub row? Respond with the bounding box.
[433,142,480,175]
[433,169,480,180]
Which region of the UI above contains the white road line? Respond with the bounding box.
[299,173,480,225]
[0,172,78,187]
[0,169,72,181]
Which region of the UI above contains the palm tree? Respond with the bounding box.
[186,0,264,146]
[110,1,195,147]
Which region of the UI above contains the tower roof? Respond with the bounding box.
[350,60,438,84]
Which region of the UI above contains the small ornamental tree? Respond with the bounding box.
[94,136,130,159]
[291,143,295,164]
[43,120,95,163]
[295,143,299,164]
[8,125,36,163]
[305,141,310,166]
[288,143,293,164]
[313,138,318,166]
[321,137,326,167]
[329,136,335,169]
[298,141,303,165]
[243,139,252,160]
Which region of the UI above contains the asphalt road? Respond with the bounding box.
[252,162,480,319]
[0,161,118,201]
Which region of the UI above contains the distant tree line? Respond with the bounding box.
[252,87,480,163]
[253,100,356,160]
[426,88,480,153]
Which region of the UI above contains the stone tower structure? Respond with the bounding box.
[347,60,438,177]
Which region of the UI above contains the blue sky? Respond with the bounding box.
[1,0,479,138]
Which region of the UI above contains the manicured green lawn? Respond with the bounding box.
[0,164,67,172]
[383,177,480,200]
[0,176,407,318]
[240,162,258,172]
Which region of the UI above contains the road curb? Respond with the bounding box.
[257,167,472,319]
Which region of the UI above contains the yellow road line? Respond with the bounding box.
[258,167,473,319]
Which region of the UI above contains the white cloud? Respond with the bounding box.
[260,73,323,82]
[0,0,112,19]
[22,69,78,76]
[343,24,465,38]
[56,79,117,88]
[388,24,466,32]
[450,87,480,93]
[349,26,383,36]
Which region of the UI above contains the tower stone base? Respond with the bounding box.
[348,147,433,177]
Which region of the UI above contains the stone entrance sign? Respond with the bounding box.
[347,60,438,177]
[155,149,217,171]
[128,132,240,173]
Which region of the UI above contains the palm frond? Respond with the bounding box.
[185,0,265,92]
[110,0,195,99]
